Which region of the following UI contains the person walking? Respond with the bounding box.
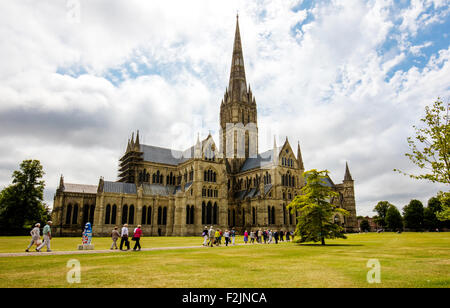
[224,230,230,246]
[111,226,120,250]
[268,230,273,244]
[231,228,236,245]
[120,224,130,251]
[286,230,290,242]
[202,227,208,246]
[258,229,263,243]
[250,230,255,244]
[244,230,249,244]
[214,229,221,246]
[208,226,215,247]
[133,225,143,251]
[219,229,223,245]
[263,230,268,244]
[36,221,52,252]
[273,230,279,244]
[26,223,41,252]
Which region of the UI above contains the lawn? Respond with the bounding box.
[0,233,449,288]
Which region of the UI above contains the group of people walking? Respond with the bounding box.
[243,229,294,244]
[111,224,143,251]
[25,221,53,252]
[24,221,143,252]
[202,226,237,247]
[202,226,295,246]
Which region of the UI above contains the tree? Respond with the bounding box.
[0,160,47,233]
[436,191,450,222]
[287,169,349,245]
[423,196,443,230]
[403,199,424,231]
[394,99,450,184]
[373,201,392,228]
[360,219,370,232]
[385,205,403,231]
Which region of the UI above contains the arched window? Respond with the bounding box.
[128,205,134,224]
[105,204,111,225]
[89,205,95,225]
[202,202,206,224]
[252,207,256,225]
[162,207,167,225]
[157,206,162,225]
[186,205,190,225]
[242,208,245,226]
[72,204,78,224]
[82,204,89,225]
[232,209,236,227]
[111,205,117,225]
[267,206,271,225]
[213,203,218,225]
[66,204,72,225]
[190,206,194,225]
[206,202,212,225]
[147,206,152,225]
[122,205,128,225]
[283,204,287,225]
[271,206,275,225]
[142,206,147,225]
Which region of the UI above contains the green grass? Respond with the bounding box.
[0,233,449,288]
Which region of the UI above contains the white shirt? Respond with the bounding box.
[121,227,129,237]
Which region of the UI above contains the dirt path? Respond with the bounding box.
[0,245,214,257]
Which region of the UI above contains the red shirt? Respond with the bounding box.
[134,228,143,238]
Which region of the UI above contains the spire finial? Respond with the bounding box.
[344,162,353,181]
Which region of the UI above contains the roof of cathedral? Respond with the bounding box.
[142,183,177,196]
[140,144,193,166]
[240,148,281,172]
[64,183,98,194]
[304,175,335,188]
[104,181,137,194]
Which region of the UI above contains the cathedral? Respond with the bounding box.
[51,17,358,236]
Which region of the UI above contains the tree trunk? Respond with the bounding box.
[321,237,325,245]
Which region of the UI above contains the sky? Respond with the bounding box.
[0,0,449,217]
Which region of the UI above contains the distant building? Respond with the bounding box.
[358,216,379,231]
[51,17,358,236]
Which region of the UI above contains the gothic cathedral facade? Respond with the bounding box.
[51,17,358,236]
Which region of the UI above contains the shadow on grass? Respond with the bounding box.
[296,244,364,247]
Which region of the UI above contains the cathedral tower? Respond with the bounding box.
[220,15,258,172]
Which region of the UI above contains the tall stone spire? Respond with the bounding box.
[134,130,140,151]
[297,141,304,170]
[344,162,353,181]
[229,14,247,103]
